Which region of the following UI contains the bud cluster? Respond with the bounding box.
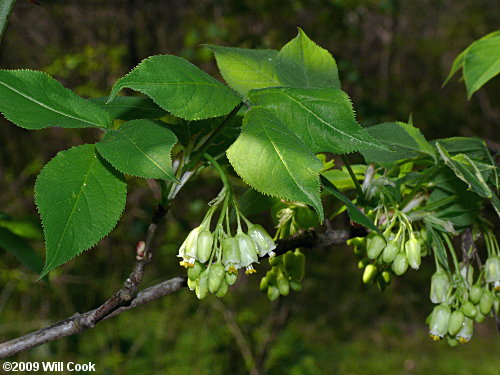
[349,210,427,290]
[260,250,305,301]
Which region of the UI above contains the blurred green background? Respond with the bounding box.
[0,0,498,374]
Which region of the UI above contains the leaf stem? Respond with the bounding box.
[340,155,364,200]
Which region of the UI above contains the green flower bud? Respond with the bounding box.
[392,253,409,276]
[447,336,459,347]
[277,272,290,296]
[367,233,385,260]
[188,261,203,281]
[461,301,477,319]
[382,240,399,263]
[247,224,276,257]
[290,280,302,292]
[347,237,366,247]
[225,271,238,286]
[187,277,197,291]
[266,269,277,284]
[216,280,229,298]
[430,271,450,304]
[267,285,280,301]
[196,230,213,263]
[260,276,268,291]
[363,264,378,284]
[405,235,421,270]
[358,258,370,269]
[269,254,282,267]
[484,256,500,283]
[195,269,209,300]
[456,317,474,344]
[381,270,392,284]
[283,251,295,271]
[447,310,465,336]
[178,226,202,267]
[474,308,485,323]
[235,232,259,274]
[290,251,305,281]
[353,246,365,257]
[479,290,494,315]
[222,237,241,273]
[208,263,226,293]
[469,284,483,305]
[429,304,451,341]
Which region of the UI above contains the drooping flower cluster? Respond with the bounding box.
[349,208,427,290]
[178,188,276,299]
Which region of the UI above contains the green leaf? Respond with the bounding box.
[226,108,323,220]
[432,137,490,159]
[35,144,127,278]
[490,190,500,219]
[425,224,449,271]
[96,119,177,180]
[90,96,167,120]
[249,87,385,154]
[361,122,435,164]
[321,165,366,191]
[276,28,340,89]
[436,143,491,198]
[108,55,242,121]
[0,70,112,130]
[205,45,281,95]
[464,33,500,98]
[320,176,381,236]
[237,188,279,218]
[0,227,44,274]
[427,188,482,228]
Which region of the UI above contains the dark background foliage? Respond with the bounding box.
[0,1,498,374]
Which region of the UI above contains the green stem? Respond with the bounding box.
[204,153,230,190]
[340,155,364,200]
[0,0,16,44]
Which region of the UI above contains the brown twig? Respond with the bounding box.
[0,222,363,358]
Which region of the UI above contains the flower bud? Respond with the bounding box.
[429,304,451,341]
[235,232,259,274]
[290,280,302,292]
[363,264,378,284]
[290,251,305,281]
[382,240,399,263]
[469,284,483,305]
[188,261,203,281]
[208,263,226,293]
[479,290,494,315]
[447,310,465,336]
[225,271,238,286]
[405,235,421,270]
[456,317,474,343]
[216,280,229,298]
[267,285,280,301]
[247,224,276,257]
[283,251,295,271]
[484,256,500,283]
[430,271,450,304]
[392,253,409,276]
[366,233,385,260]
[474,308,485,323]
[461,301,477,319]
[222,237,241,273]
[260,276,269,291]
[195,269,209,300]
[196,230,213,263]
[277,272,290,296]
[187,277,196,291]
